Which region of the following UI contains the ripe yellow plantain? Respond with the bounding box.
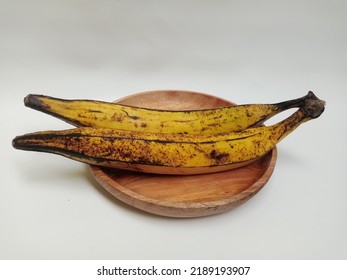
[24,92,315,134]
[13,94,325,175]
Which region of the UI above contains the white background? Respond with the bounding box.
[1,0,346,259]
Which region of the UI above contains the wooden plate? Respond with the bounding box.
[89,90,277,218]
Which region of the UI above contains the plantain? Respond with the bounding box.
[13,93,325,175]
[24,92,315,134]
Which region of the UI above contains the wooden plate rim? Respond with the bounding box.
[90,148,277,209]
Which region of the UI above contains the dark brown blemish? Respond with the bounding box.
[111,113,125,122]
[120,109,141,120]
[209,149,229,162]
[129,115,140,120]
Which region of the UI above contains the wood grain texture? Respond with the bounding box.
[115,89,233,110]
[89,90,277,218]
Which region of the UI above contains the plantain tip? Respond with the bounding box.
[12,133,43,152]
[12,135,30,150]
[24,94,46,110]
[12,136,21,149]
[24,94,33,106]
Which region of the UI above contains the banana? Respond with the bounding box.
[23,92,315,134]
[12,93,325,175]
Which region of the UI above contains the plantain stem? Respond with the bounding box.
[274,91,314,111]
[302,93,326,119]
